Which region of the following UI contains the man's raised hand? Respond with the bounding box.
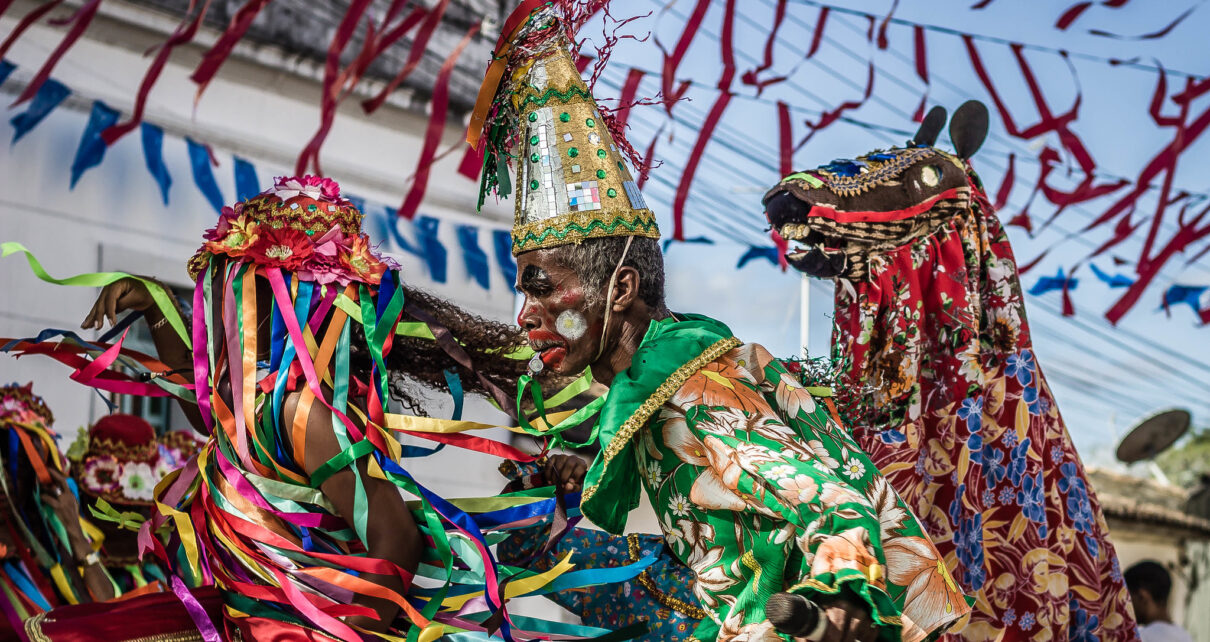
[82,278,155,330]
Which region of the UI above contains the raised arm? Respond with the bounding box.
[81,277,206,433]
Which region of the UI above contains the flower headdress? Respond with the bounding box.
[73,414,202,506]
[188,175,397,285]
[0,383,64,485]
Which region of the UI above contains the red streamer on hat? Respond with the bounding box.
[398,22,480,220]
[361,0,451,115]
[10,0,100,108]
[457,140,486,181]
[657,0,709,115]
[102,0,213,145]
[806,7,829,58]
[741,0,787,95]
[0,0,64,62]
[190,0,274,103]
[671,0,737,242]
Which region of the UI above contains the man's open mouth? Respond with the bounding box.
[528,331,568,366]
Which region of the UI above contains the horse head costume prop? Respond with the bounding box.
[764,102,1139,641]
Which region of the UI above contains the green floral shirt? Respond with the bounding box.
[581,315,971,642]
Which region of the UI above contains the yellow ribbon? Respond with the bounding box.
[439,552,576,610]
[383,409,576,435]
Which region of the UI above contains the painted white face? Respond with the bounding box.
[554,309,588,341]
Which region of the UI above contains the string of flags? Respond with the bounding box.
[0,58,514,293]
[2,56,1207,321]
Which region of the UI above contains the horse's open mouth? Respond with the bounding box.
[778,222,849,278]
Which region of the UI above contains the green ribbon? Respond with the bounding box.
[2,242,191,346]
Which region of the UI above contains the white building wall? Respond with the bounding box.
[0,0,527,510]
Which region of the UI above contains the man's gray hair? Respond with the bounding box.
[551,236,665,308]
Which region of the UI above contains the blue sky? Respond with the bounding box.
[581,0,1210,467]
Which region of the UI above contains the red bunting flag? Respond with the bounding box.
[103,1,213,144]
[11,0,101,107]
[398,22,480,220]
[741,0,788,95]
[190,0,274,103]
[672,0,737,242]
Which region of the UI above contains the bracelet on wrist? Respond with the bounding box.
[77,550,102,566]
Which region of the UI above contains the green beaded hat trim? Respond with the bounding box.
[512,209,660,255]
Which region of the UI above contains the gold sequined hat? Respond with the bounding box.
[468,6,659,256]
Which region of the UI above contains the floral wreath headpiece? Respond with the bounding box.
[188,176,398,285]
[74,414,203,506]
[0,383,54,430]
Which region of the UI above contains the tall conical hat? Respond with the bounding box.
[469,5,659,256]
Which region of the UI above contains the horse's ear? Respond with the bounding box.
[911,106,947,147]
[949,100,989,159]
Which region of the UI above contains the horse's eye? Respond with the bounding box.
[920,165,942,187]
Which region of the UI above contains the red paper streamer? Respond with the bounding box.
[970,0,996,8]
[806,7,829,58]
[103,1,213,145]
[912,25,928,121]
[740,0,787,95]
[1056,2,1094,30]
[0,0,65,62]
[295,0,375,176]
[636,125,663,189]
[190,0,273,103]
[796,63,875,149]
[1061,265,1078,316]
[658,0,710,115]
[398,22,480,220]
[876,0,899,50]
[361,0,451,115]
[11,0,101,107]
[671,0,737,242]
[773,100,793,270]
[994,153,1015,210]
[1090,5,1195,39]
[614,68,646,133]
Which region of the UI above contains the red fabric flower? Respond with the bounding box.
[339,235,388,284]
[247,227,315,270]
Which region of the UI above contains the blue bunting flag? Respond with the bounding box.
[140,122,171,204]
[186,137,224,213]
[70,101,119,188]
[10,79,69,144]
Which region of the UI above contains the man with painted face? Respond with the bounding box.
[470,6,972,641]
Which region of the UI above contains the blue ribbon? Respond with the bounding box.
[140,123,172,204]
[1161,284,1207,312]
[472,493,581,529]
[233,156,260,201]
[1090,263,1134,288]
[186,137,224,213]
[3,561,50,612]
[70,101,119,188]
[10,78,69,144]
[1029,268,1077,296]
[374,453,512,640]
[443,369,464,421]
[736,245,779,269]
[491,230,516,289]
[0,60,14,88]
[456,225,490,290]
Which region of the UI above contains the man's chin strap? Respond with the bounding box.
[593,235,635,364]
